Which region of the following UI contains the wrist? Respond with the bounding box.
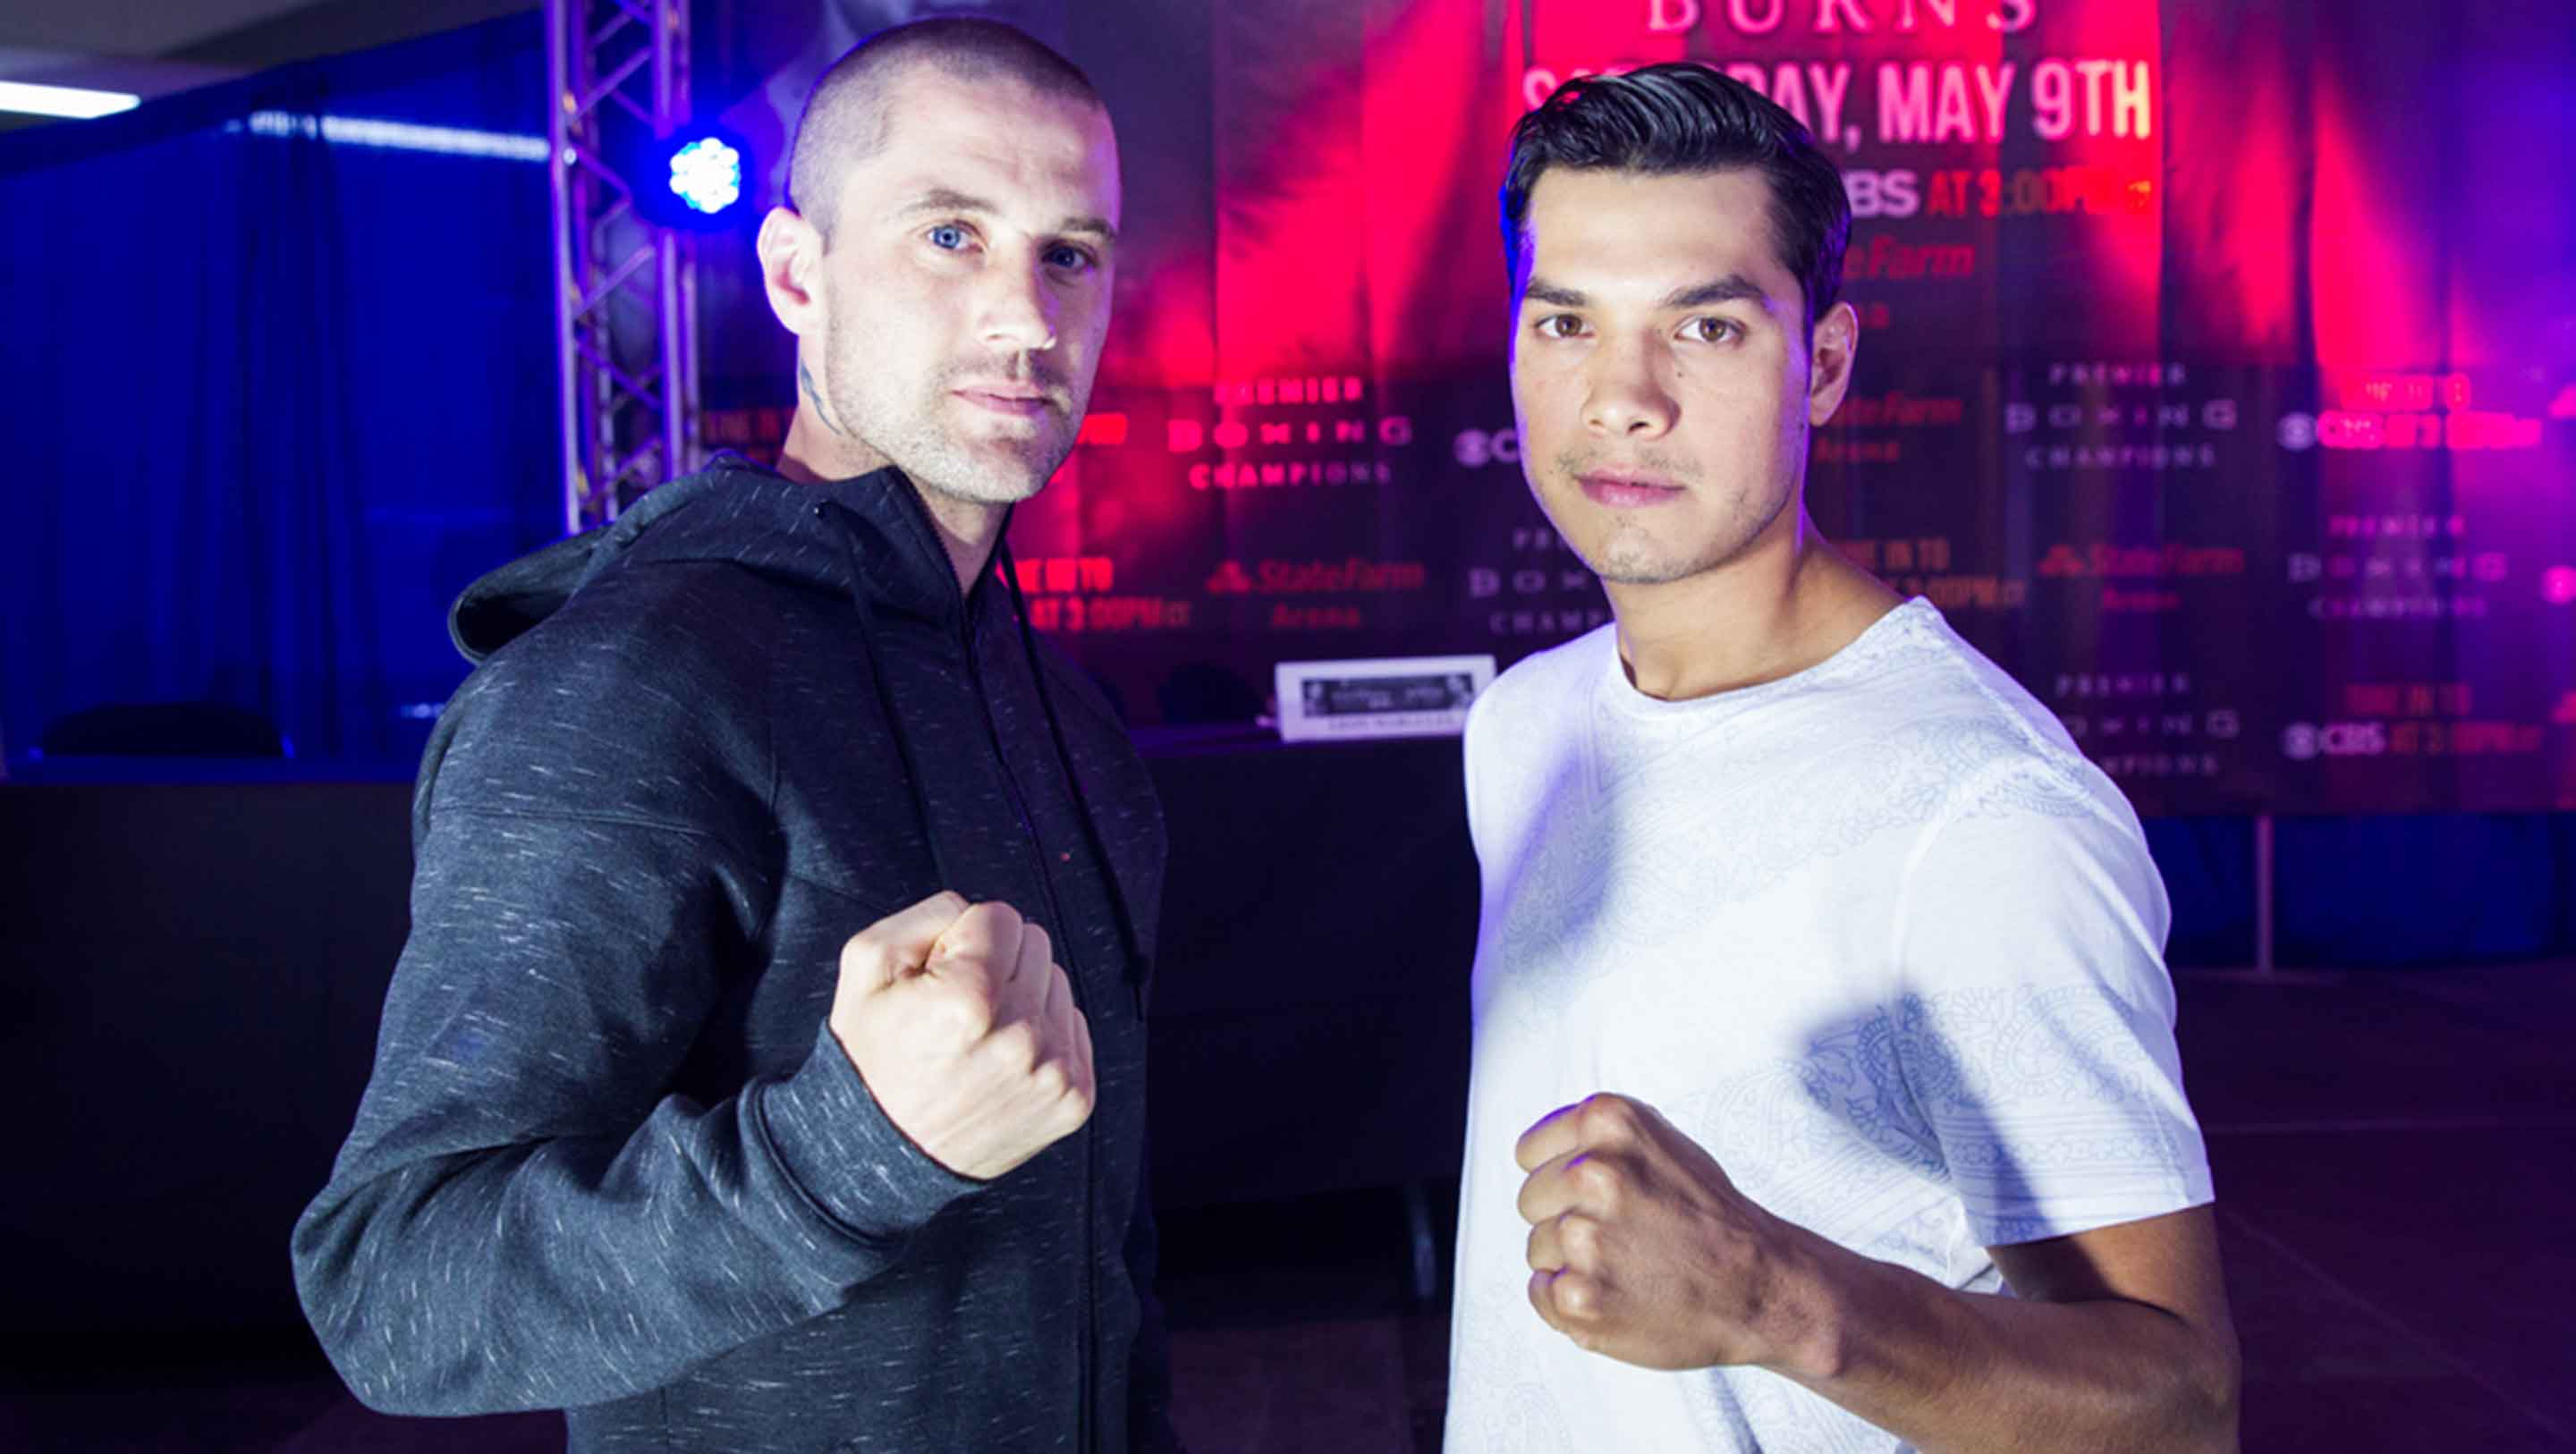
[1750,1217,1865,1384]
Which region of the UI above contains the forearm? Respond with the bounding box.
[1767,1231,2240,1454]
[294,1027,978,1416]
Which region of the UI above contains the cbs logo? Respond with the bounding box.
[2280,722,2388,760]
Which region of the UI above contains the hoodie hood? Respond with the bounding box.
[450,456,971,664]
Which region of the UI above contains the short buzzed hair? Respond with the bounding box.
[788,18,1102,241]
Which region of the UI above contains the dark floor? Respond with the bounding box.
[5,962,2572,1452]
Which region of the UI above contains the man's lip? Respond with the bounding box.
[954,386,1055,416]
[1578,470,1685,506]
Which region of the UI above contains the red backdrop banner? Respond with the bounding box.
[691,0,2576,814]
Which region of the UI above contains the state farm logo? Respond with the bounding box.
[2038,543,2245,578]
[2281,722,2388,760]
[1203,559,1428,596]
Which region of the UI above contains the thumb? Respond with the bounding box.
[839,890,971,993]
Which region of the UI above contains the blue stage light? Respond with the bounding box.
[666,136,742,216]
[629,124,755,230]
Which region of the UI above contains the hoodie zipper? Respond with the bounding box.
[960,598,1102,1454]
[813,495,1106,1451]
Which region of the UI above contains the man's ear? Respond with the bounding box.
[1806,300,1860,427]
[757,207,824,338]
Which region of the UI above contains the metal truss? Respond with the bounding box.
[547,0,700,533]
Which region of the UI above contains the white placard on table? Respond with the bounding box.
[1274,655,1497,743]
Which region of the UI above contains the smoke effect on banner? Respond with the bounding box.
[691,0,2576,814]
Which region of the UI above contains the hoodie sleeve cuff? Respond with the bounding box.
[758,1021,986,1245]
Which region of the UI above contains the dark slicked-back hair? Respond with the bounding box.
[1500,63,1851,330]
[789,17,1101,240]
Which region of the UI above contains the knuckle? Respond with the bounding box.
[1570,1101,1604,1145]
[1559,1213,1599,1263]
[1572,1156,1622,1205]
[989,1019,1038,1068]
[1580,1093,1635,1137]
[934,986,995,1042]
[943,901,999,943]
[1029,1056,1069,1100]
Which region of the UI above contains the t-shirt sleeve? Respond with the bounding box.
[1885,758,2216,1248]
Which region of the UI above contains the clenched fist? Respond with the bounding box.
[828,892,1096,1181]
[1516,1093,1832,1374]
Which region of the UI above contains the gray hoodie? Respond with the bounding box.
[292,459,1174,1453]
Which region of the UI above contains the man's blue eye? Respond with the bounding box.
[1047,246,1093,270]
[928,224,968,250]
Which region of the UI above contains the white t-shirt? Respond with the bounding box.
[1444,599,2215,1453]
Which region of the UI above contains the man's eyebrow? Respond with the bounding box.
[896,188,1117,242]
[1521,275,1773,309]
[1661,275,1769,309]
[896,186,994,217]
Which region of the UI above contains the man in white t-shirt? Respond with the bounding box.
[1445,63,2241,1452]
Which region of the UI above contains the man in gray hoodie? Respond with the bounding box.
[293,20,1179,1452]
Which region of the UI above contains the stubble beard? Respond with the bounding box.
[819,314,1091,506]
[1538,451,1792,588]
